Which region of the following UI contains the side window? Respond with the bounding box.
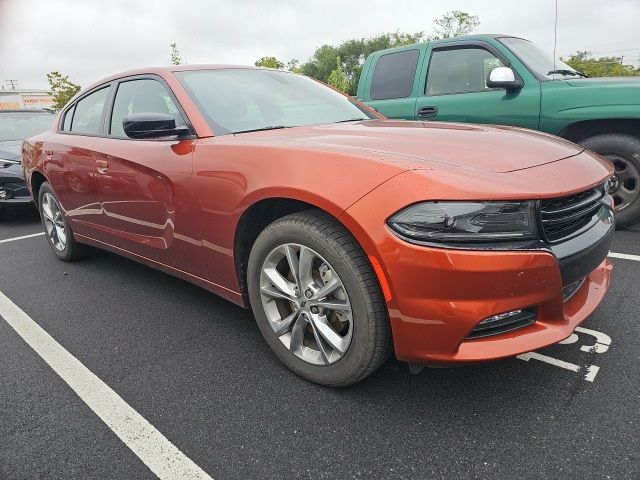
[426,47,505,96]
[110,79,184,137]
[370,50,420,100]
[62,105,75,131]
[70,87,110,134]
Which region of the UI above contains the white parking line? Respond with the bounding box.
[608,251,640,262]
[0,232,45,244]
[0,290,213,480]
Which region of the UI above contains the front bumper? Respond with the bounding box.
[343,201,614,366]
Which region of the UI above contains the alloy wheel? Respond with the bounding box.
[41,192,67,251]
[605,154,640,212]
[259,243,353,366]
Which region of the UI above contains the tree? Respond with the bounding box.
[170,42,182,65]
[286,58,302,73]
[431,10,480,39]
[563,51,640,77]
[255,56,284,69]
[327,56,349,93]
[46,71,81,111]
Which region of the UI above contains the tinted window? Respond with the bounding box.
[110,79,184,137]
[71,87,109,134]
[177,69,374,136]
[62,105,75,131]
[370,50,420,100]
[426,47,504,96]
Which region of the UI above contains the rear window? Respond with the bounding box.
[370,50,420,100]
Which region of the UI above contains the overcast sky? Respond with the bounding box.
[0,0,638,90]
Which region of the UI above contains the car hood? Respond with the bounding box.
[0,140,22,162]
[240,120,584,174]
[565,77,640,87]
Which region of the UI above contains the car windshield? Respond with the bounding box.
[0,112,55,141]
[176,69,375,135]
[499,37,582,80]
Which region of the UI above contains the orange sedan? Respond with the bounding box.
[22,66,614,386]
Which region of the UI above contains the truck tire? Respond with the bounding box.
[581,133,640,228]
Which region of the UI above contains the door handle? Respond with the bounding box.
[417,106,438,118]
[96,159,109,174]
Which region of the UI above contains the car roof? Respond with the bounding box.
[369,34,530,56]
[83,64,268,91]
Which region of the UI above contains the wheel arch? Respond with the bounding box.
[30,170,48,209]
[233,195,376,304]
[559,119,640,143]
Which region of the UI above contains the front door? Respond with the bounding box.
[416,43,541,130]
[92,77,207,278]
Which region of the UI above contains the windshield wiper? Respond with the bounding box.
[333,118,369,123]
[232,125,291,134]
[547,69,589,78]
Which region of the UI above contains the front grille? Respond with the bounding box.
[466,308,537,339]
[539,185,605,243]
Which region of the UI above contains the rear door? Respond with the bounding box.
[91,76,207,278]
[43,85,113,238]
[415,41,541,129]
[360,48,424,118]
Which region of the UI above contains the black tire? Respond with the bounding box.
[38,182,91,261]
[581,133,640,228]
[247,210,392,386]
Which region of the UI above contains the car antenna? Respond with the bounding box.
[553,0,558,72]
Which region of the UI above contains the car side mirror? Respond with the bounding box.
[486,66,524,90]
[122,113,190,139]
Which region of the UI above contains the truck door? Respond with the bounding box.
[360,48,424,119]
[415,41,541,130]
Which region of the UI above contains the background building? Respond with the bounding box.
[0,88,54,110]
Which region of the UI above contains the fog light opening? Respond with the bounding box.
[467,308,537,339]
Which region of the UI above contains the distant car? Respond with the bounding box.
[357,34,640,226]
[23,66,613,386]
[0,109,56,219]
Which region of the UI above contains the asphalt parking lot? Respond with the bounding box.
[1,207,639,480]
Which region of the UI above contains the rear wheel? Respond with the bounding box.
[38,182,91,261]
[247,210,392,386]
[581,133,640,228]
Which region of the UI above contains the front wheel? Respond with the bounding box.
[581,133,640,228]
[247,210,392,386]
[38,182,91,261]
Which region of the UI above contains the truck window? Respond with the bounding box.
[426,47,505,96]
[370,50,420,100]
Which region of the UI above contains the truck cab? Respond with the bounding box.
[357,35,640,226]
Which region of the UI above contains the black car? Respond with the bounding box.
[0,109,56,219]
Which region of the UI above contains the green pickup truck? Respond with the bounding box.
[357,34,640,226]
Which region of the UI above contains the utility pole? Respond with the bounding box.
[5,80,18,90]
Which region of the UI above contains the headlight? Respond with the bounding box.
[387,201,539,246]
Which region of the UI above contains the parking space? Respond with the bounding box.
[1,213,639,479]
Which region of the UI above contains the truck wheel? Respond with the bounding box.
[581,134,640,228]
[247,210,392,386]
